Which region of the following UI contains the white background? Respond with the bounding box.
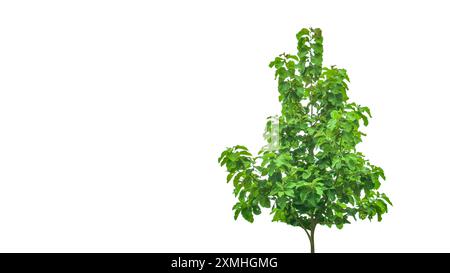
[1,0,449,253]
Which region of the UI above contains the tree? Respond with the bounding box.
[218,28,392,253]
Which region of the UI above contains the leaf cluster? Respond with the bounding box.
[219,28,391,232]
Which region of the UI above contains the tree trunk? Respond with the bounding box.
[309,227,315,253]
[303,223,316,253]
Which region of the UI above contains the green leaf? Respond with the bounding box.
[235,145,249,151]
[277,196,287,209]
[360,106,372,118]
[275,152,292,168]
[241,207,254,223]
[286,61,295,70]
[226,172,235,183]
[296,87,305,97]
[361,115,369,126]
[238,150,253,157]
[315,186,324,196]
[299,190,310,202]
[302,170,312,179]
[296,28,310,39]
[233,172,244,186]
[284,189,295,197]
[218,149,228,163]
[377,213,382,222]
[234,209,240,220]
[253,205,262,215]
[232,203,242,220]
[260,197,271,208]
[331,110,340,120]
[381,193,393,206]
[375,199,387,213]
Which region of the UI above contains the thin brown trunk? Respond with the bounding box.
[309,227,315,253]
[302,224,316,253]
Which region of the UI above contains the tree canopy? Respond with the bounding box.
[218,28,391,252]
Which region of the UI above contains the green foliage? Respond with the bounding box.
[218,28,391,246]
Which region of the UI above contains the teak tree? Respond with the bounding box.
[218,28,391,253]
